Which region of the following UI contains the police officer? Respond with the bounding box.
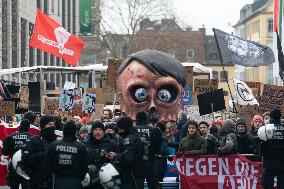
[47,120,89,189]
[21,115,57,189]
[116,116,145,189]
[135,111,162,189]
[2,119,32,189]
[260,109,284,189]
[83,120,118,189]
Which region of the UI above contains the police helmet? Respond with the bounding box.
[12,150,30,180]
[99,163,119,188]
[257,124,275,141]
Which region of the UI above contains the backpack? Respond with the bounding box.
[136,132,150,161]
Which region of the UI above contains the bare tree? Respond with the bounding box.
[98,0,174,59]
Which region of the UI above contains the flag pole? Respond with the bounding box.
[213,28,238,114]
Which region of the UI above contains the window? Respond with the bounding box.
[52,0,54,13]
[267,19,273,34]
[220,71,228,82]
[44,52,48,66]
[44,0,48,14]
[212,71,219,80]
[58,0,60,16]
[21,18,27,67]
[187,49,194,59]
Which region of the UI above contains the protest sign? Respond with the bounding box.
[0,101,15,116]
[246,81,261,98]
[17,86,29,110]
[197,89,226,116]
[194,79,218,95]
[106,59,122,90]
[187,105,213,124]
[0,124,40,185]
[93,104,105,119]
[82,93,96,113]
[59,89,75,112]
[175,154,262,189]
[72,102,84,117]
[236,105,259,129]
[184,66,194,89]
[259,84,284,113]
[44,98,59,115]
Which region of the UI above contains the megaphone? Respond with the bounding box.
[257,124,275,141]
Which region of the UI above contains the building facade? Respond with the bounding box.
[234,0,274,84]
[0,0,80,88]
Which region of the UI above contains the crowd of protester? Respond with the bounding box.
[1,108,284,189]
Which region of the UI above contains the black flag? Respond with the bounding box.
[277,32,284,82]
[213,28,275,67]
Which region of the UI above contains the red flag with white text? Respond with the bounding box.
[29,8,84,66]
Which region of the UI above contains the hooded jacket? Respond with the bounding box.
[218,119,238,155]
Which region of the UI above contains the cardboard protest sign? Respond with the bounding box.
[55,110,74,123]
[259,84,284,113]
[59,89,75,112]
[106,59,123,90]
[187,105,213,124]
[17,86,29,110]
[82,93,96,113]
[246,81,261,98]
[72,102,84,117]
[197,89,226,116]
[44,98,59,115]
[85,88,115,105]
[184,66,194,89]
[0,101,15,116]
[236,105,259,129]
[194,79,218,95]
[93,104,104,119]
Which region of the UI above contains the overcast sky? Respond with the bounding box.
[173,0,254,34]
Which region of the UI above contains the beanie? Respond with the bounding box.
[92,120,105,131]
[117,116,133,130]
[81,117,88,124]
[252,115,263,123]
[63,121,77,137]
[79,126,88,134]
[136,111,147,123]
[40,115,54,129]
[221,119,236,136]
[23,112,35,124]
[236,118,246,126]
[19,119,31,132]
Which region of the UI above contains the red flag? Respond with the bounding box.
[29,9,84,66]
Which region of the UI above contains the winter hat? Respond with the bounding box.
[236,118,246,126]
[63,121,77,137]
[104,122,115,129]
[18,119,31,132]
[220,119,236,136]
[79,126,89,134]
[117,116,133,130]
[81,117,88,124]
[40,115,54,129]
[92,120,105,131]
[214,119,223,127]
[23,112,35,124]
[252,115,263,123]
[136,111,147,123]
